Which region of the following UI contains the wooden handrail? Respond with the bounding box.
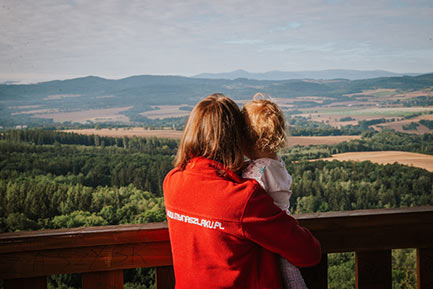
[0,223,170,254]
[297,206,433,253]
[0,223,172,280]
[1,206,433,289]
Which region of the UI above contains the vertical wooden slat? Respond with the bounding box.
[356,250,391,289]
[156,266,175,289]
[300,254,328,289]
[82,270,123,289]
[4,276,47,289]
[417,247,433,289]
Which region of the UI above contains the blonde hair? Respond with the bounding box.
[175,93,246,172]
[242,93,287,154]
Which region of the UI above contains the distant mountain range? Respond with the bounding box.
[194,69,422,81]
[2,73,433,105]
[2,72,433,126]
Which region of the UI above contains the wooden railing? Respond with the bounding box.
[1,206,433,289]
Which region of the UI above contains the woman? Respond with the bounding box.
[163,93,321,289]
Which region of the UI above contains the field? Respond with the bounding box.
[320,107,433,117]
[65,128,183,139]
[344,88,398,98]
[7,84,430,136]
[372,113,433,134]
[140,105,191,119]
[291,87,433,132]
[12,108,60,115]
[33,106,132,123]
[286,135,361,146]
[6,84,433,136]
[322,151,433,172]
[300,107,433,125]
[65,128,361,146]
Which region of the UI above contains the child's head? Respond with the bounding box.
[242,93,287,157]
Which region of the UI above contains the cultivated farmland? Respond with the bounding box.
[322,151,433,172]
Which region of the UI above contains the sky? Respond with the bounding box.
[1,0,432,83]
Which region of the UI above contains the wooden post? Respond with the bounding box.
[82,270,123,289]
[356,250,391,289]
[417,248,433,289]
[156,266,175,289]
[4,276,47,289]
[301,254,328,289]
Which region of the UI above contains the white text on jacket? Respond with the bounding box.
[166,209,225,230]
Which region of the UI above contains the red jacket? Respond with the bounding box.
[163,157,321,289]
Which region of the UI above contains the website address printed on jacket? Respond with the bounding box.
[166,209,225,231]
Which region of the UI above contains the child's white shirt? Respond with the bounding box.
[242,155,292,213]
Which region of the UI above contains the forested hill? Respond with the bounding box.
[1,73,433,106]
[1,129,432,234]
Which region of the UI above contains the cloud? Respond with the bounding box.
[0,0,432,81]
[269,22,302,32]
[258,42,337,53]
[224,39,264,45]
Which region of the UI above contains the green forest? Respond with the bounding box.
[1,129,432,289]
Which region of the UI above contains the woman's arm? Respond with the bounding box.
[241,186,321,267]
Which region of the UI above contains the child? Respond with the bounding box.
[242,94,308,289]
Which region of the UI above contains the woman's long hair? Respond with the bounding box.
[174,93,246,172]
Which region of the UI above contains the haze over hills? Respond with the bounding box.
[1,72,432,127]
[194,69,421,81]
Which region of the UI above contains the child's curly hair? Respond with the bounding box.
[242,93,287,154]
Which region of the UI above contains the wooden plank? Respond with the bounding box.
[356,250,391,289]
[300,254,327,289]
[417,248,433,289]
[156,266,175,289]
[297,206,433,253]
[0,242,172,280]
[0,223,169,254]
[82,270,123,289]
[297,206,433,223]
[4,276,47,289]
[311,222,433,253]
